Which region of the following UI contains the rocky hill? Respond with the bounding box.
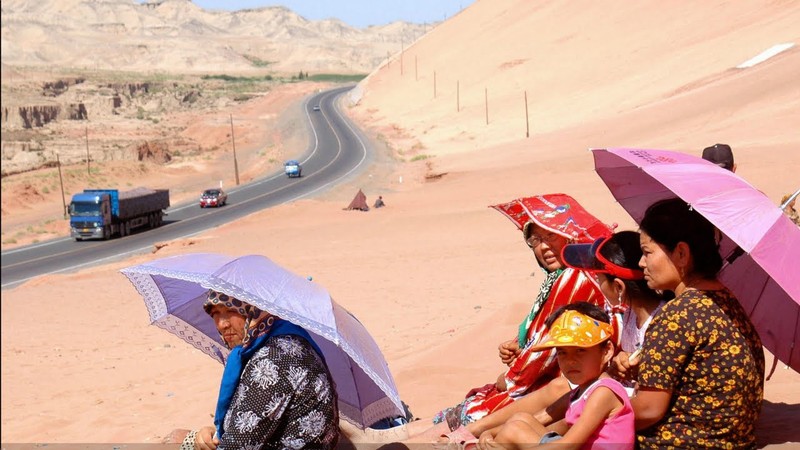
[1,0,430,74]
[0,0,432,176]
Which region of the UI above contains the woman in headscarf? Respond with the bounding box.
[436,230,668,445]
[181,290,339,450]
[426,194,615,433]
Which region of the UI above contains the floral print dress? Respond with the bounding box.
[636,289,764,449]
[219,334,339,450]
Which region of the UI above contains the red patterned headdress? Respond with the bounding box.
[490,193,614,244]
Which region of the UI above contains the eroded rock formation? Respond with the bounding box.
[18,105,61,128]
[42,78,85,97]
[135,141,172,164]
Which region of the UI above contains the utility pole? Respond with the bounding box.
[457,81,460,112]
[525,91,530,138]
[485,87,489,125]
[85,126,90,175]
[400,38,404,76]
[57,153,67,218]
[229,114,240,186]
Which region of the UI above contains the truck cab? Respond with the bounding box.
[69,191,114,240]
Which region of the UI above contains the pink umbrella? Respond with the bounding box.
[592,147,800,374]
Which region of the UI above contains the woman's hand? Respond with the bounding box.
[610,350,640,381]
[498,339,520,365]
[195,426,219,450]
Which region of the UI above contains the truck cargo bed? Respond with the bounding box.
[117,187,170,219]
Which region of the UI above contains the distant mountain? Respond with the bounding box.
[1,0,432,73]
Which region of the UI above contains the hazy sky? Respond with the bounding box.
[187,1,475,28]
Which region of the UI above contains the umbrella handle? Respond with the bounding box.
[725,246,745,265]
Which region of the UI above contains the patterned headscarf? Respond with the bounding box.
[203,290,275,349]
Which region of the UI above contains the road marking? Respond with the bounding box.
[2,237,73,255]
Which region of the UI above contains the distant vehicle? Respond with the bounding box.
[312,105,321,111]
[284,160,302,178]
[69,187,169,240]
[199,188,228,208]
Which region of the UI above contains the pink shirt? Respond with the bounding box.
[565,377,635,450]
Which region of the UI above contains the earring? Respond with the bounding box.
[617,291,623,305]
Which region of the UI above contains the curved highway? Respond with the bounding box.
[1,85,371,289]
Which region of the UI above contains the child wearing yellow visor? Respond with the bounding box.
[477,302,634,450]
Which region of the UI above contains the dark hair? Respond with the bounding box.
[600,231,668,300]
[545,301,609,329]
[639,198,722,279]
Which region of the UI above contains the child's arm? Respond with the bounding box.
[543,418,568,436]
[538,386,622,450]
[534,389,570,425]
[467,378,571,438]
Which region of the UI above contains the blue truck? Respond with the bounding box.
[69,187,170,240]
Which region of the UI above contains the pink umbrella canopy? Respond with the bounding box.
[592,148,800,374]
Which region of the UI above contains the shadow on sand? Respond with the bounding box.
[756,400,800,448]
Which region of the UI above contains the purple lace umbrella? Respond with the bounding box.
[121,253,405,429]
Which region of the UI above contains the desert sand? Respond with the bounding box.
[2,0,799,447]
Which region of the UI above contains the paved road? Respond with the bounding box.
[1,85,370,289]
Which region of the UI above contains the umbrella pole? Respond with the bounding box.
[780,188,800,210]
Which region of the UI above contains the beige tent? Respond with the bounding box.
[345,189,369,211]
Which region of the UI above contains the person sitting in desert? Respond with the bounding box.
[475,302,635,450]
[701,143,736,172]
[625,198,764,448]
[432,230,668,445]
[174,290,340,450]
[561,230,670,389]
[405,194,614,441]
[434,202,764,448]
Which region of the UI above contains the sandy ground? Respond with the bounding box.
[2,0,799,447]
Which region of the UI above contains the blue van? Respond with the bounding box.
[284,160,302,178]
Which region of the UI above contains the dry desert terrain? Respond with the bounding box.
[2,0,799,446]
